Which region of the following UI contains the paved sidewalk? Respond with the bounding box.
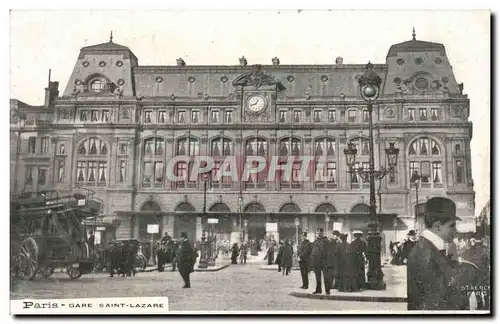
[259,264,300,271]
[289,265,407,303]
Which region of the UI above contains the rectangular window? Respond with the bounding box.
[191,111,200,124]
[420,161,431,184]
[454,143,462,155]
[28,137,36,154]
[77,162,86,182]
[98,162,107,183]
[455,160,464,183]
[119,141,128,155]
[279,110,287,123]
[225,111,233,123]
[293,110,301,123]
[143,161,153,186]
[408,108,415,121]
[57,160,65,182]
[315,162,325,183]
[327,162,336,188]
[363,110,370,122]
[91,110,99,122]
[211,110,220,123]
[431,108,438,121]
[432,162,442,184]
[158,110,167,123]
[154,161,164,183]
[88,162,98,182]
[80,110,88,122]
[178,111,186,123]
[25,166,33,185]
[38,168,47,186]
[41,137,49,154]
[348,110,357,122]
[313,110,322,122]
[144,110,152,124]
[328,109,336,122]
[174,162,188,188]
[58,143,66,155]
[419,108,428,121]
[102,110,110,122]
[119,160,126,183]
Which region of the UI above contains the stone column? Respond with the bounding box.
[132,215,139,239]
[196,216,203,242]
[162,214,175,237]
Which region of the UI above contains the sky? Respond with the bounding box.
[8,10,490,215]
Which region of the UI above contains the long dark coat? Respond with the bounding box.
[265,245,275,264]
[336,241,356,292]
[407,237,469,310]
[177,239,197,273]
[309,237,327,269]
[323,239,337,269]
[350,238,367,290]
[275,245,284,265]
[280,244,293,268]
[298,239,312,266]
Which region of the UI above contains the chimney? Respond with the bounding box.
[45,81,59,108]
[239,56,247,66]
[272,57,280,66]
[335,56,344,66]
[176,58,186,67]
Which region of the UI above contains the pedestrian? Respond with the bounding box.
[231,243,239,264]
[176,232,197,288]
[331,230,342,290]
[337,233,356,292]
[407,197,467,310]
[461,236,490,310]
[239,242,248,264]
[87,231,95,258]
[264,242,275,265]
[276,241,284,272]
[280,240,293,275]
[298,232,312,289]
[310,228,328,294]
[401,230,417,264]
[322,232,338,295]
[350,230,367,291]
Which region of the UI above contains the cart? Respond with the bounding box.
[11,188,102,280]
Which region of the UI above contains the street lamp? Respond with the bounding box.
[324,213,330,233]
[243,219,248,242]
[343,62,400,290]
[410,171,422,232]
[198,172,211,269]
[238,191,243,241]
[13,112,26,193]
[294,217,300,248]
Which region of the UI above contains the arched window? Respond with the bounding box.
[408,137,443,188]
[244,137,268,189]
[278,137,302,190]
[142,137,166,188]
[347,137,369,189]
[173,137,199,189]
[76,137,109,187]
[211,137,233,189]
[314,137,337,189]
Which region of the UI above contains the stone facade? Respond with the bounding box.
[10,34,475,256]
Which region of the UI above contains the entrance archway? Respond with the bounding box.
[315,203,338,233]
[174,202,196,240]
[244,203,266,241]
[279,203,301,243]
[209,203,232,242]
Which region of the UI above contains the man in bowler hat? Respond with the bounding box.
[298,231,312,289]
[176,232,197,288]
[407,197,465,310]
[310,228,328,294]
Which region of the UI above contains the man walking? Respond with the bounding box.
[177,232,197,288]
[407,197,465,310]
[310,228,327,294]
[298,232,312,289]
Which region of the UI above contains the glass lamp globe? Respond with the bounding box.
[363,85,377,98]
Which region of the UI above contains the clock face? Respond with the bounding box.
[247,95,266,113]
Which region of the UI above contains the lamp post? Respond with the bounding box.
[343,62,400,290]
[198,172,210,269]
[243,219,248,243]
[13,113,26,194]
[238,191,243,242]
[410,171,422,232]
[324,213,330,233]
[294,217,300,248]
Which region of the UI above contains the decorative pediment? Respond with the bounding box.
[232,66,286,91]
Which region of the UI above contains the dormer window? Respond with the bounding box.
[91,80,105,92]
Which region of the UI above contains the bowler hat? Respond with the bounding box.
[425,197,461,224]
[316,228,324,234]
[352,230,363,236]
[180,232,188,238]
[407,230,416,236]
[332,230,340,236]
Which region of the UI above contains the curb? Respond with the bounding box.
[289,291,407,303]
[195,264,230,272]
[259,266,300,271]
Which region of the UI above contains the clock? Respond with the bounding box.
[247,95,267,113]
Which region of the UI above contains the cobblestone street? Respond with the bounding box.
[11,264,406,312]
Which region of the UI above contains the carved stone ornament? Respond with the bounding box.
[232,67,285,91]
[59,107,71,119]
[120,107,131,119]
[384,107,397,119]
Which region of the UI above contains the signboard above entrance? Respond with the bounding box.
[147,224,159,234]
[265,222,278,232]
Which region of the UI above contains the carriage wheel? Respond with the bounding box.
[18,237,39,280]
[41,267,54,279]
[67,266,82,280]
